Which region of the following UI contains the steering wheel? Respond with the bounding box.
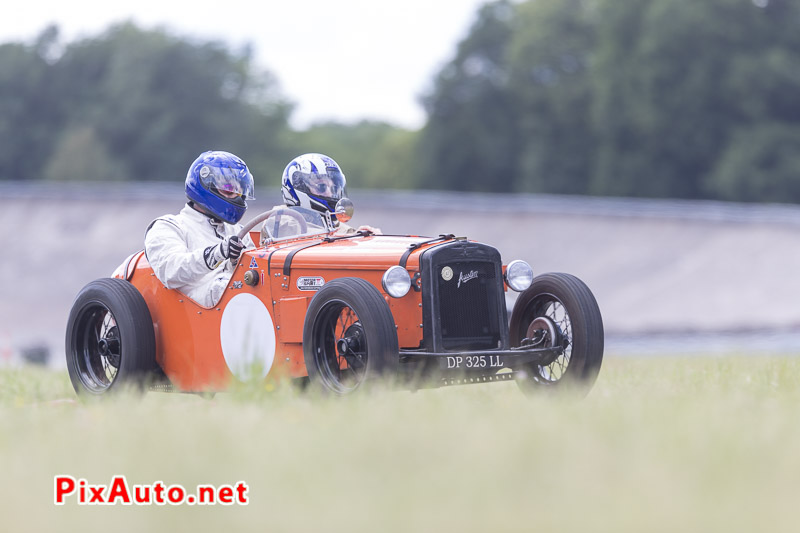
[237,208,309,241]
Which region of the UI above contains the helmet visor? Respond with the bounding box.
[199,165,255,200]
[293,168,346,201]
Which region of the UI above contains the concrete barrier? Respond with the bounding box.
[3,181,800,362]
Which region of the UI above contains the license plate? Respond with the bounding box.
[442,355,506,370]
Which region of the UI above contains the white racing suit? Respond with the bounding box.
[144,204,254,308]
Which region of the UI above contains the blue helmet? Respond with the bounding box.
[281,153,347,217]
[185,151,255,224]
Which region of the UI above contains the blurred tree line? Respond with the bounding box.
[0,22,417,190]
[421,0,800,202]
[2,0,800,202]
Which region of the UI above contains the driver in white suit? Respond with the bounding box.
[143,150,256,307]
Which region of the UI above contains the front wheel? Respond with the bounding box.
[303,278,399,394]
[509,273,603,394]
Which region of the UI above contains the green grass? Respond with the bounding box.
[3,356,800,532]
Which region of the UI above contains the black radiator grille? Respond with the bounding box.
[436,261,501,351]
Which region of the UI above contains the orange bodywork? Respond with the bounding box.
[121,234,446,392]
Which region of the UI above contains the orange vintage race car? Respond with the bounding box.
[65,200,604,397]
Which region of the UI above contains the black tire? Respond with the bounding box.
[303,278,399,394]
[509,273,603,394]
[65,278,156,396]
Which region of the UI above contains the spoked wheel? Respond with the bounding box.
[304,278,398,395]
[523,307,573,383]
[509,273,603,394]
[66,278,156,396]
[313,304,367,393]
[72,306,121,392]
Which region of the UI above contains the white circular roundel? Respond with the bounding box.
[219,293,276,381]
[441,266,454,281]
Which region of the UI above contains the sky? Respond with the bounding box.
[0,1,489,130]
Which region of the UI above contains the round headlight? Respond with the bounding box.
[505,260,533,292]
[382,266,411,298]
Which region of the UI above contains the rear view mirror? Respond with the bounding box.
[335,198,354,223]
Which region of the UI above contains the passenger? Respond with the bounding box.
[280,153,382,235]
[144,150,256,307]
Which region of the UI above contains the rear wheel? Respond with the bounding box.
[66,278,156,396]
[509,273,603,394]
[303,278,399,394]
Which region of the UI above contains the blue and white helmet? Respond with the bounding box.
[186,151,255,224]
[281,153,347,218]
